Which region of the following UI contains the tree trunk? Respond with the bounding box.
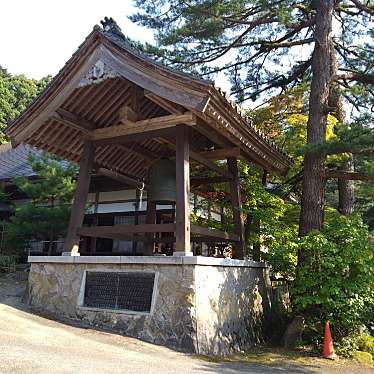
[329,48,355,216]
[298,1,334,247]
[338,159,355,215]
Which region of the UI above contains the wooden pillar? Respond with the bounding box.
[90,191,100,255]
[174,125,192,256]
[227,157,245,260]
[132,189,140,255]
[144,200,156,255]
[63,141,95,256]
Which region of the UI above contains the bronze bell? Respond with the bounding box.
[147,158,176,203]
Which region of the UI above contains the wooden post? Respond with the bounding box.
[227,157,245,260]
[90,191,100,255]
[144,200,156,255]
[63,141,95,255]
[132,188,140,255]
[174,125,192,256]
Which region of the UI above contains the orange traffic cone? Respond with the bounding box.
[323,321,336,359]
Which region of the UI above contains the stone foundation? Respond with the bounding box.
[28,256,272,356]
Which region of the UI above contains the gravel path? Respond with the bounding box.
[0,271,372,374]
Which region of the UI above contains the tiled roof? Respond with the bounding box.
[0,144,41,180]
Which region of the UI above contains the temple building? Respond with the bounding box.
[5,18,291,355]
[0,143,223,257]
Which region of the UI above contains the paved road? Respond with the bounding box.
[0,272,372,374]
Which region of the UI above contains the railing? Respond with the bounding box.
[0,255,17,273]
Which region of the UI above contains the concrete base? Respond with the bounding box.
[27,256,273,356]
[173,251,194,257]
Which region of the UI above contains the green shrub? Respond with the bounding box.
[292,213,374,343]
[352,350,373,365]
[356,334,374,355]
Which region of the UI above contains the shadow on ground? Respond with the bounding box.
[0,270,372,374]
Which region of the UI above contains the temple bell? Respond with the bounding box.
[147,158,176,204]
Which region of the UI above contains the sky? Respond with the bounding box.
[0,0,231,92]
[0,0,154,79]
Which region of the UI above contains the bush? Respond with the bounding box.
[356,334,374,355]
[292,213,374,345]
[352,350,373,365]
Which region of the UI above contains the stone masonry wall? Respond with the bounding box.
[194,265,272,355]
[28,262,197,352]
[28,260,271,355]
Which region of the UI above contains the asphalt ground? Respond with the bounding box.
[0,272,372,374]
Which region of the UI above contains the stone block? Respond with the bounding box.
[28,259,272,356]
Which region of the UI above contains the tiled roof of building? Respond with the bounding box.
[0,144,42,181]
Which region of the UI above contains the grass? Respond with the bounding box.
[196,346,373,368]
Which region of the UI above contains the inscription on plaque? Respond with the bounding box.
[84,271,155,312]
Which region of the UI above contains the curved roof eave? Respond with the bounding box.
[6,20,291,175]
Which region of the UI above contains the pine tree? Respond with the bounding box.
[4,153,77,255]
[130,0,373,243]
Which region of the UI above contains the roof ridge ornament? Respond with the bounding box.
[100,17,123,36]
[78,60,119,88]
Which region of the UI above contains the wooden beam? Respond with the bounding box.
[191,176,231,187]
[53,108,192,156]
[191,151,233,179]
[161,137,233,180]
[78,223,176,238]
[88,112,197,142]
[195,115,235,149]
[93,127,177,146]
[144,90,185,114]
[191,225,239,242]
[199,147,241,160]
[51,116,90,135]
[175,125,192,255]
[63,141,95,255]
[118,105,138,123]
[227,157,245,259]
[116,144,153,163]
[56,108,97,130]
[95,167,146,189]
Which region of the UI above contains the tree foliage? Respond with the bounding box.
[130,0,373,106]
[130,1,374,346]
[3,153,77,253]
[293,212,374,341]
[250,87,374,224]
[0,66,51,144]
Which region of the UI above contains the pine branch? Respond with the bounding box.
[326,170,374,181]
[234,59,312,101]
[337,70,374,84]
[350,0,374,15]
